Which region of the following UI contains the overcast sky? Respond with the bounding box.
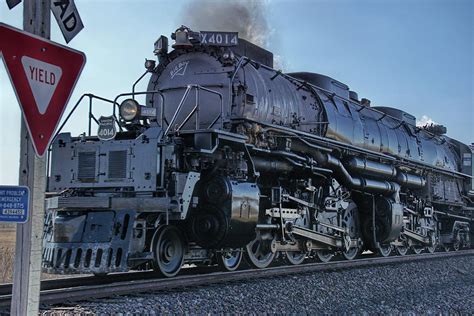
[1,0,473,185]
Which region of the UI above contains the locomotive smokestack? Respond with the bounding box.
[180,0,271,48]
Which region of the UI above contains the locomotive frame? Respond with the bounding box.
[42,26,473,277]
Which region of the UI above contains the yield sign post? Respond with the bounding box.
[0,22,86,156]
[0,11,85,316]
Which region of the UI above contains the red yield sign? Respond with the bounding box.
[0,22,86,156]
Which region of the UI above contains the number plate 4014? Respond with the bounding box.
[97,116,117,141]
[200,31,239,46]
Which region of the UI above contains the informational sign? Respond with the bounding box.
[97,116,117,141]
[200,31,238,46]
[50,0,84,43]
[0,22,86,156]
[0,186,29,223]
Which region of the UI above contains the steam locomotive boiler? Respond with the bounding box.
[42,26,473,277]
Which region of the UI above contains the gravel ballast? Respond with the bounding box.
[41,255,473,315]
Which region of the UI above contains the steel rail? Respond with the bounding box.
[0,250,472,311]
[0,265,217,296]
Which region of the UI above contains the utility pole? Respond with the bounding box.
[11,0,50,315]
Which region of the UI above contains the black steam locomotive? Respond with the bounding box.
[42,26,473,277]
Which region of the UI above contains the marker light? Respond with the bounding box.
[144,59,156,71]
[119,99,139,121]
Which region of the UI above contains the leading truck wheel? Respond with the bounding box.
[152,226,185,277]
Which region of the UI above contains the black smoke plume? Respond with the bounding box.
[180,0,271,48]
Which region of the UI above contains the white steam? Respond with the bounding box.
[416,115,437,127]
[273,54,288,71]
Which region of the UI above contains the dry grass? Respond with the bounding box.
[0,226,16,283]
[0,247,15,283]
[0,226,16,248]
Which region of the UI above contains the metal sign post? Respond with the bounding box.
[11,0,49,315]
[1,0,84,314]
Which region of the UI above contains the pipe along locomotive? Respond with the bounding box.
[43,26,474,277]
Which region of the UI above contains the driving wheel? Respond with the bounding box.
[245,233,276,269]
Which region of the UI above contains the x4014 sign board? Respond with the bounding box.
[0,22,86,156]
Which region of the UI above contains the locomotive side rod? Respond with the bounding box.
[402,229,431,244]
[287,225,343,248]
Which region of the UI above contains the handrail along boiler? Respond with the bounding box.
[43,26,474,276]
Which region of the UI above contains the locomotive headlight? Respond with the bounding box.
[119,99,139,121]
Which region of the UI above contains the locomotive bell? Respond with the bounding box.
[171,25,200,48]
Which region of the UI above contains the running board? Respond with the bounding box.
[290,225,343,248]
[403,229,430,244]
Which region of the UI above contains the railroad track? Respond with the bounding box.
[0,265,216,297]
[0,250,472,312]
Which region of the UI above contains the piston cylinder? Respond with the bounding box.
[347,157,397,179]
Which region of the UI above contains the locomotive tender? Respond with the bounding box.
[43,26,473,277]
